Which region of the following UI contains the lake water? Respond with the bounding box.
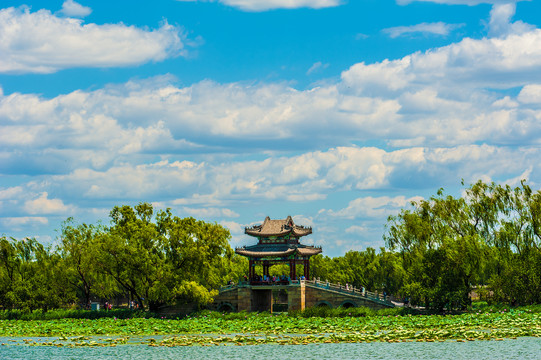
[1,337,540,360]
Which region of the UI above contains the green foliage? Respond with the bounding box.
[60,219,114,307]
[0,204,241,312]
[0,237,74,311]
[310,248,404,295]
[0,308,154,320]
[384,180,541,310]
[288,306,406,318]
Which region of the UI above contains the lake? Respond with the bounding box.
[1,337,540,359]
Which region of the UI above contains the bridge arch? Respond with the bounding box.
[315,301,333,308]
[217,302,235,313]
[339,300,357,308]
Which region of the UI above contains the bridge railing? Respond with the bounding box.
[304,279,393,306]
[218,279,393,306]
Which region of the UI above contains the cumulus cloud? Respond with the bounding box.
[25,145,535,211]
[341,30,541,93]
[383,22,463,38]
[177,0,342,11]
[5,26,541,178]
[59,0,92,17]
[517,84,541,104]
[488,3,535,37]
[0,7,189,73]
[23,192,73,215]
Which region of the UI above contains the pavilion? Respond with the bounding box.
[235,216,322,283]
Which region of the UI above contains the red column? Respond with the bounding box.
[290,259,297,280]
[289,259,293,280]
[304,259,310,280]
[263,260,269,277]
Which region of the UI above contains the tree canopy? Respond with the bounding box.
[0,203,244,312]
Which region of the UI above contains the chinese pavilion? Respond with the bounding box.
[235,216,322,283]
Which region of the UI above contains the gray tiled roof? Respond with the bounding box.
[245,216,312,237]
[235,243,322,258]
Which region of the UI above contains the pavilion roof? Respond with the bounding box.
[235,243,322,258]
[244,216,312,237]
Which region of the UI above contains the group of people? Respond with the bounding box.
[129,300,140,309]
[252,274,289,283]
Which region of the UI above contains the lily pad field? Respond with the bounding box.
[1,307,540,347]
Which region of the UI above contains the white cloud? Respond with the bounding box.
[397,1,524,5]
[59,0,92,17]
[0,7,189,73]
[503,166,532,187]
[23,192,73,215]
[1,217,48,227]
[345,225,367,234]
[177,0,343,11]
[0,217,49,233]
[307,61,330,75]
[0,186,23,200]
[219,220,249,247]
[5,20,541,168]
[488,3,535,37]
[342,30,541,92]
[397,1,535,39]
[292,215,314,227]
[181,207,240,218]
[33,144,536,211]
[383,22,463,38]
[326,195,423,219]
[355,33,369,40]
[220,220,245,235]
[517,84,541,104]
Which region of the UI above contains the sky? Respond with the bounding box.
[1,0,541,257]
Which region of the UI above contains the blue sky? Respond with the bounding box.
[1,0,541,256]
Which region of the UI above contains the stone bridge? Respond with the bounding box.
[209,279,394,313]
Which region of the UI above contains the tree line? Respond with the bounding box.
[311,180,541,311]
[0,203,246,312]
[1,180,540,313]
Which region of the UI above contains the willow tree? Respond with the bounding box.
[95,203,234,311]
[59,219,116,307]
[0,237,73,310]
[385,180,541,309]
